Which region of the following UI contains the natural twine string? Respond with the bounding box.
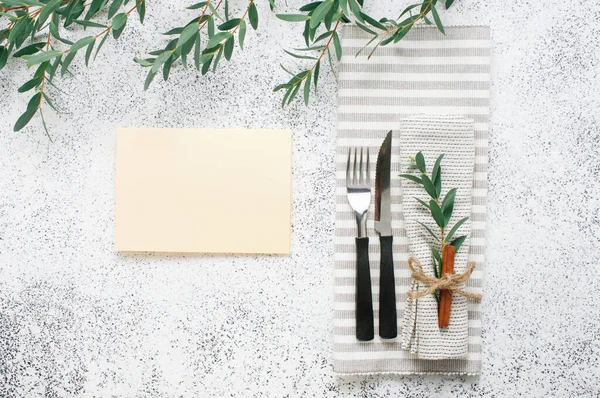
[406,256,483,301]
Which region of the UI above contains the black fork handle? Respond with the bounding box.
[355,237,374,341]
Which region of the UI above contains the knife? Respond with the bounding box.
[374,131,398,339]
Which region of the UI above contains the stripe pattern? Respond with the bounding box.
[334,25,490,375]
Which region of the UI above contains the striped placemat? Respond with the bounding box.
[334,25,490,375]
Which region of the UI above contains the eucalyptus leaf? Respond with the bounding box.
[431,5,445,35]
[310,0,333,28]
[22,50,62,66]
[224,36,234,60]
[333,31,342,61]
[445,217,468,243]
[421,174,438,199]
[450,235,467,251]
[303,71,311,105]
[429,199,445,228]
[12,42,45,58]
[238,19,246,49]
[0,46,8,70]
[177,22,200,48]
[441,187,456,225]
[418,221,440,242]
[399,174,422,185]
[415,151,426,173]
[248,2,258,30]
[276,14,310,22]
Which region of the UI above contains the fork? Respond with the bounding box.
[346,147,374,341]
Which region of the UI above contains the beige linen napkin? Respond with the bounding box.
[398,115,475,359]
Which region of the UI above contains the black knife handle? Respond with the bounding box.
[379,235,397,339]
[355,237,374,341]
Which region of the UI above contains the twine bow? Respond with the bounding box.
[406,256,482,301]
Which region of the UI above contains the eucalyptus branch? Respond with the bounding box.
[399,152,469,284]
[1,0,147,137]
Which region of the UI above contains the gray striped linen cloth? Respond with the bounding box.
[399,115,475,359]
[334,25,490,375]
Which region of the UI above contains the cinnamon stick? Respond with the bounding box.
[438,245,456,328]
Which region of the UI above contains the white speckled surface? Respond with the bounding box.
[1,0,599,396]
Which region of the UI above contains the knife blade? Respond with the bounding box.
[374,130,397,339]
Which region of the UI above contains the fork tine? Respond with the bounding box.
[353,147,358,185]
[366,148,371,185]
[359,147,364,184]
[346,148,351,186]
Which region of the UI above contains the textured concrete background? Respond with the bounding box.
[1,0,599,396]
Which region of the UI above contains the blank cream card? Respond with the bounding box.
[115,128,292,254]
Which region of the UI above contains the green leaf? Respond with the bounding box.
[108,0,123,19]
[415,197,430,210]
[133,57,152,67]
[42,92,57,112]
[162,54,173,80]
[299,1,321,11]
[432,154,444,183]
[17,77,41,93]
[399,174,422,185]
[14,107,37,132]
[94,31,110,60]
[310,0,333,28]
[164,27,184,35]
[218,18,239,31]
[112,13,127,39]
[430,5,445,35]
[224,0,229,19]
[287,82,301,105]
[61,36,95,76]
[37,0,62,27]
[445,0,455,9]
[238,19,246,49]
[355,21,376,35]
[441,188,456,225]
[348,0,364,23]
[84,40,95,66]
[177,22,200,47]
[207,32,232,48]
[224,36,234,60]
[194,33,202,69]
[421,174,438,199]
[303,71,311,105]
[283,50,316,60]
[248,2,258,30]
[187,1,208,9]
[22,50,62,67]
[445,217,468,243]
[201,55,212,74]
[450,235,467,252]
[85,0,106,20]
[212,46,223,71]
[74,20,108,28]
[313,60,320,91]
[137,0,146,23]
[434,165,441,197]
[144,69,156,90]
[276,14,310,22]
[418,221,440,242]
[333,31,342,61]
[429,199,445,228]
[399,3,420,18]
[431,246,442,263]
[0,46,8,70]
[359,12,386,30]
[151,51,172,73]
[12,42,44,58]
[415,151,426,173]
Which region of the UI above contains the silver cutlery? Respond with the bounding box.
[346,147,374,341]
